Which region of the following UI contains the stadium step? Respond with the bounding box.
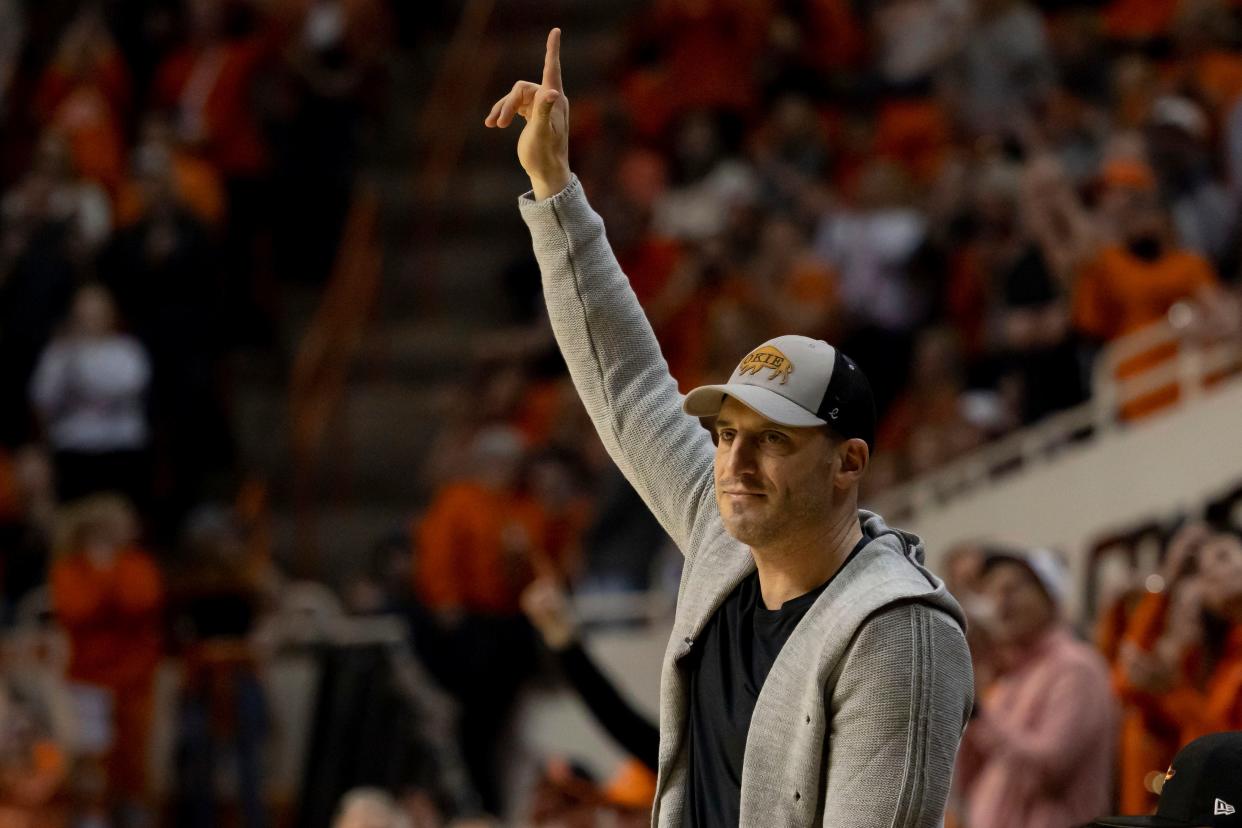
[241,0,647,576]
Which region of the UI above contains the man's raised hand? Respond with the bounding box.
[484,27,571,201]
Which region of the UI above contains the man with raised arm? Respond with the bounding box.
[484,29,974,828]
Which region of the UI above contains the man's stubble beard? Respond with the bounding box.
[718,485,835,551]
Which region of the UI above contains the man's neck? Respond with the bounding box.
[751,509,864,610]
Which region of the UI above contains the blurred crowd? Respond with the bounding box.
[0,0,392,825]
[400,0,1242,823]
[928,491,1242,828]
[5,0,1242,826]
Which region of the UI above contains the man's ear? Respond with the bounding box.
[835,438,869,488]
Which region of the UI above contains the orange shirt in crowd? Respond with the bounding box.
[1187,50,1242,114]
[50,547,165,691]
[34,52,131,194]
[51,547,164,799]
[872,98,951,185]
[1072,245,1217,418]
[1101,0,1181,41]
[1109,590,1180,815]
[115,152,227,229]
[154,36,271,177]
[619,236,706,388]
[513,380,567,449]
[944,247,989,359]
[800,0,866,73]
[0,739,69,828]
[414,481,568,616]
[1117,603,1242,751]
[621,0,771,136]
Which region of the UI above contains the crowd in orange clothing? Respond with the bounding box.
[395,0,1242,822]
[0,0,395,826]
[1101,518,1242,817]
[464,0,1242,518]
[6,0,1242,825]
[881,494,1238,828]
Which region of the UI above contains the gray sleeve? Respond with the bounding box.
[822,603,974,828]
[518,177,717,555]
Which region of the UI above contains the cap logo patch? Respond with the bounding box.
[1216,799,1236,816]
[738,346,794,385]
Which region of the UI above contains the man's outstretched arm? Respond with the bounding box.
[486,29,716,553]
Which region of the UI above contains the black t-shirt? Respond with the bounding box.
[684,538,870,827]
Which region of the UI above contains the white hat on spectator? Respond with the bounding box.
[1150,95,1209,140]
[983,546,1068,609]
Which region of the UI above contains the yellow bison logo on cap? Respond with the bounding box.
[737,345,794,385]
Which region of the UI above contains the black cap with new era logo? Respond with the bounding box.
[1091,732,1242,827]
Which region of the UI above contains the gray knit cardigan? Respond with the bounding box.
[519,176,974,827]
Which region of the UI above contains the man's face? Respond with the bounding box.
[981,561,1056,646]
[712,396,839,549]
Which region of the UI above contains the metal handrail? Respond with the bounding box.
[869,315,1242,522]
[289,184,382,575]
[411,0,499,313]
[287,0,498,574]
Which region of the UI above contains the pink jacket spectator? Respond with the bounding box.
[956,626,1118,828]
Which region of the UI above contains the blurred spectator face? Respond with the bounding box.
[138,116,177,152]
[981,561,1057,646]
[68,285,119,338]
[1174,0,1234,53]
[855,160,911,210]
[478,366,526,422]
[58,496,137,570]
[911,328,963,390]
[758,216,804,263]
[1111,57,1159,129]
[673,112,722,182]
[770,95,818,147]
[32,132,73,183]
[1198,533,1242,618]
[1115,193,1171,256]
[133,142,177,211]
[81,519,121,568]
[303,0,347,54]
[616,148,667,210]
[529,455,576,510]
[1147,97,1209,178]
[57,11,110,76]
[13,446,53,506]
[944,543,987,598]
[973,163,1020,237]
[134,117,179,207]
[469,426,525,492]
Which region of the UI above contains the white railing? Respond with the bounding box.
[868,304,1242,523]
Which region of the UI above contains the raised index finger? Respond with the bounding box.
[541,27,563,93]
